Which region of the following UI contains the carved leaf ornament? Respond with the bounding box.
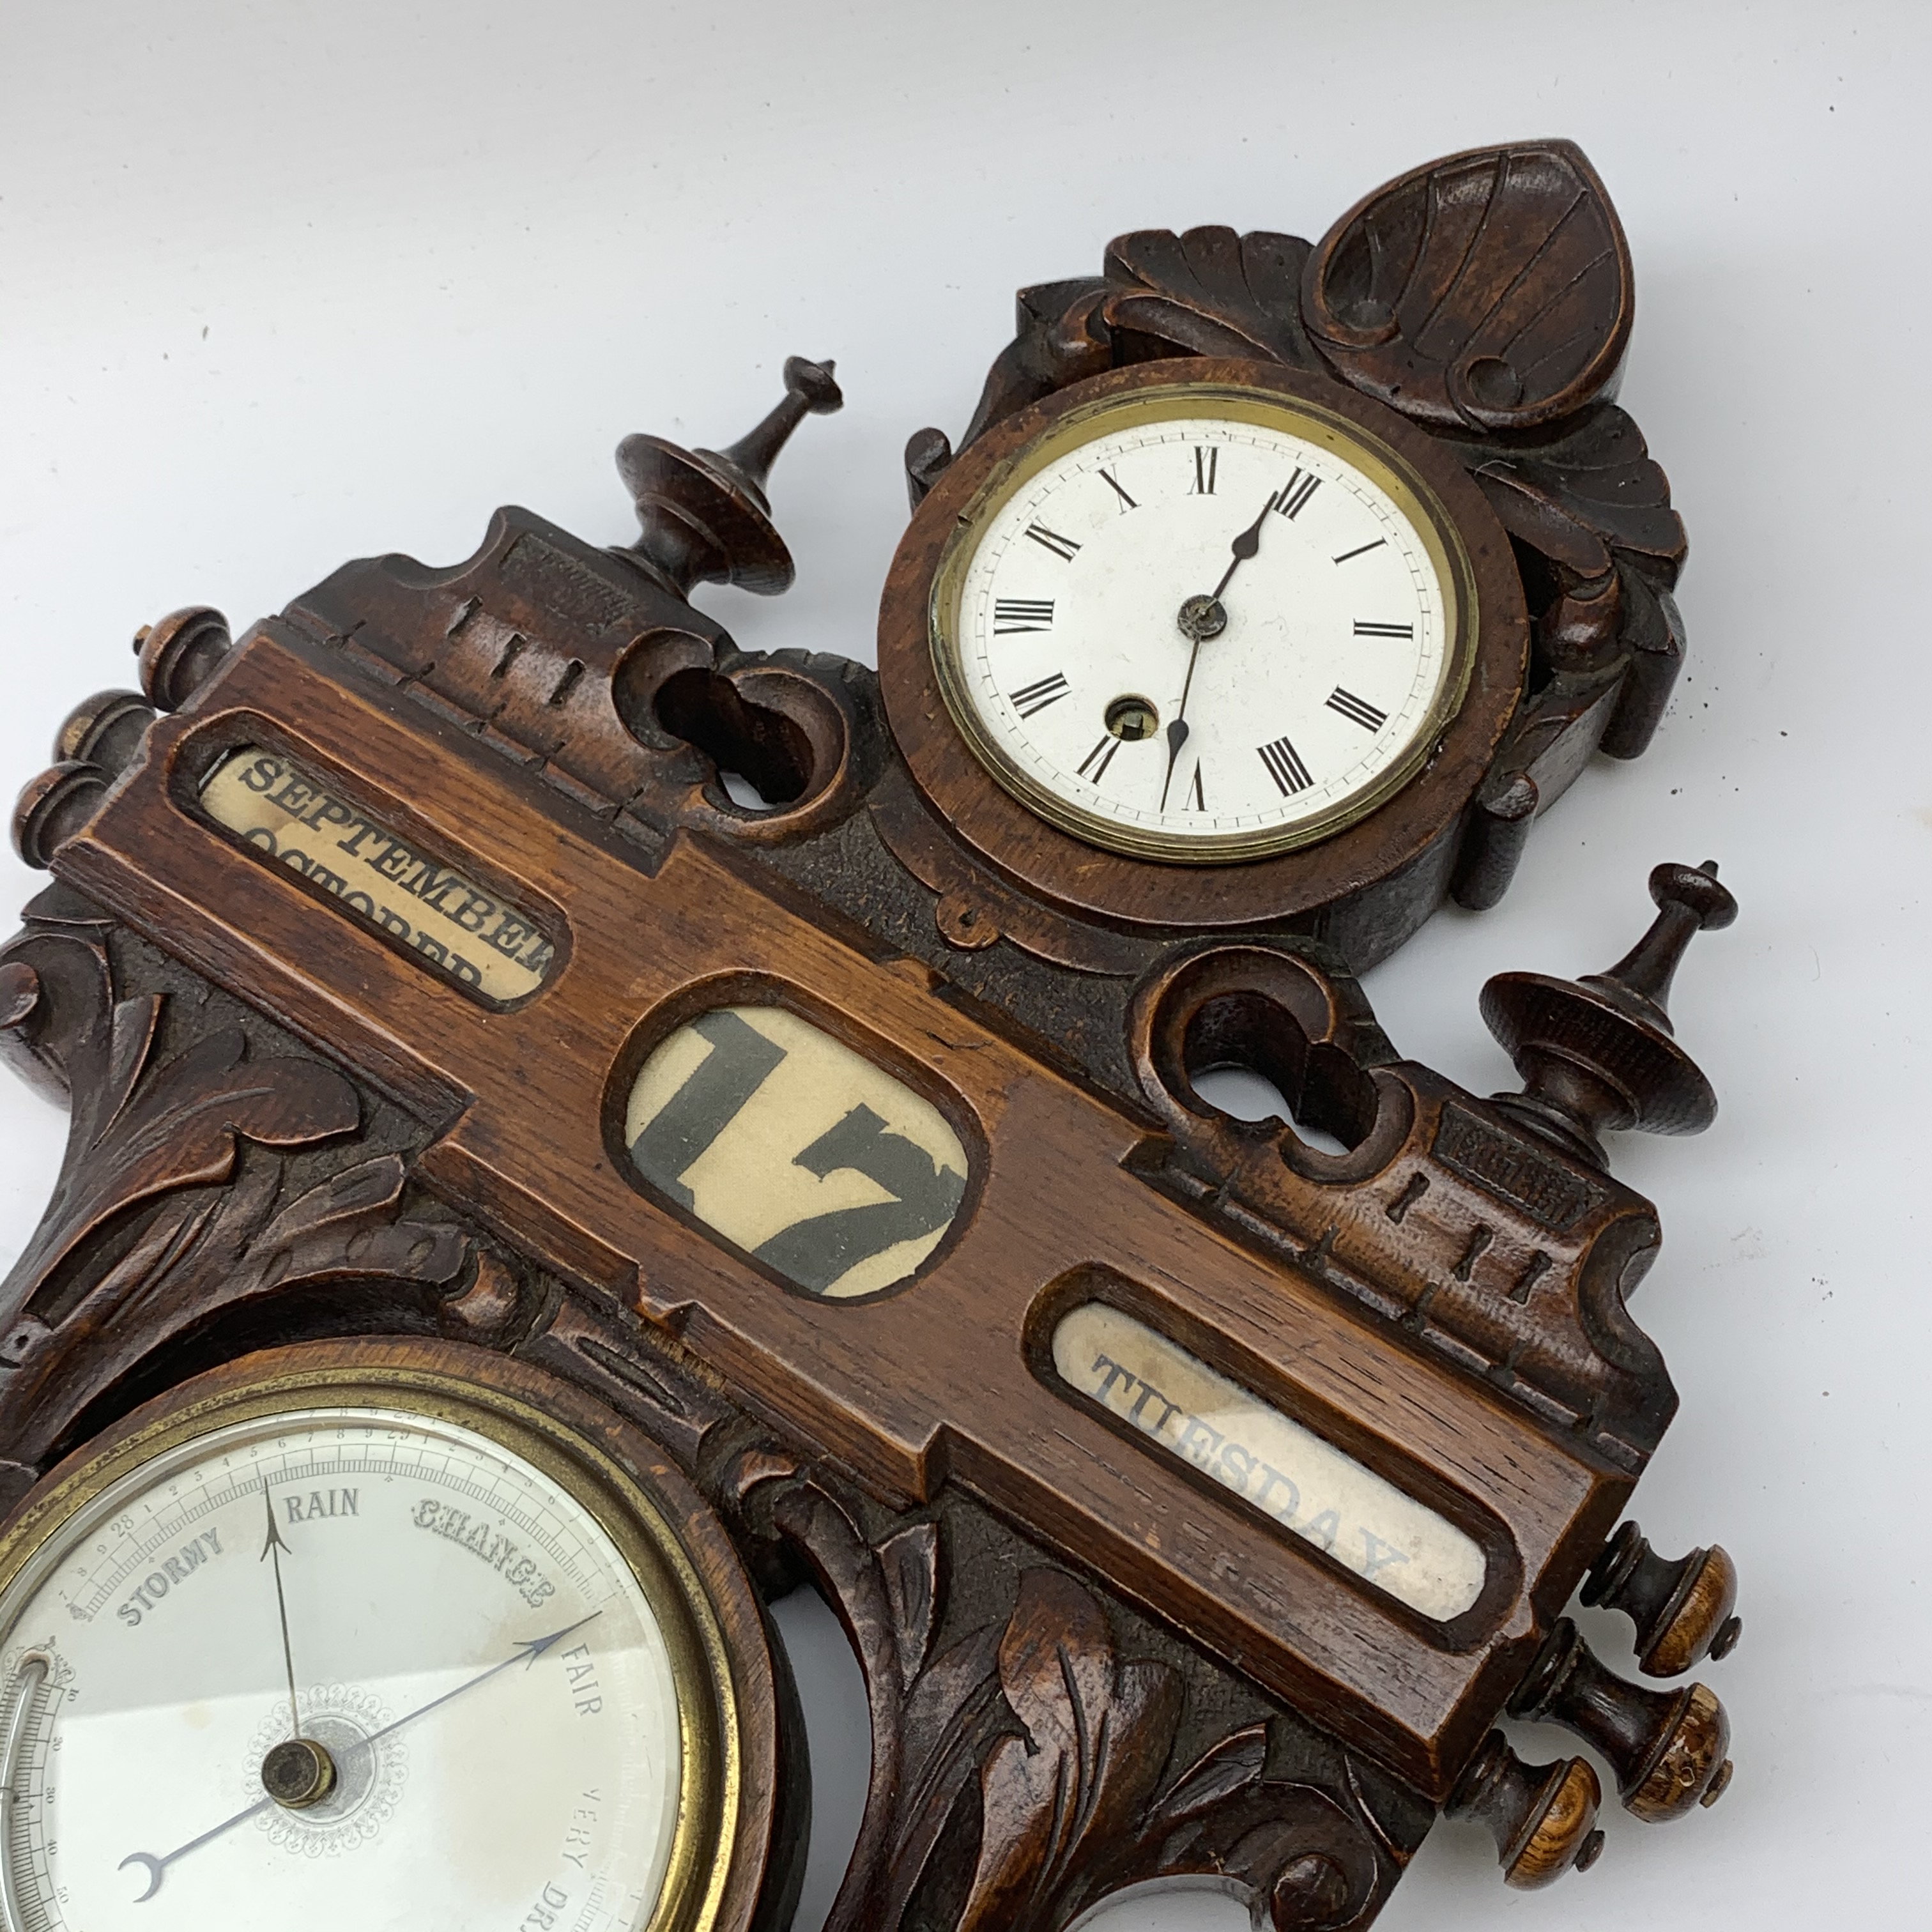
[732,1453,1388,1932]
[960,1568,1184,1930]
[1301,141,1634,434]
[0,916,469,1506]
[941,141,1681,608]
[1102,226,1320,369]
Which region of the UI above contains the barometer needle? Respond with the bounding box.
[260,1483,301,1741]
[116,1612,601,1903]
[354,1612,599,1752]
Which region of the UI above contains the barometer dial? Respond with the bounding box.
[0,1347,744,1932]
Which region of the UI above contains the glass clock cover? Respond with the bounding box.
[933,387,1475,862]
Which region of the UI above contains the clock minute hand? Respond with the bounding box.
[1163,491,1280,810]
[116,1612,601,1903]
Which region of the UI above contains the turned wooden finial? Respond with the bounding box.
[1582,1522,1743,1678]
[54,691,157,773]
[1446,1731,1606,1888]
[135,606,233,712]
[1509,1618,1733,1822]
[1479,859,1736,1168]
[615,355,843,599]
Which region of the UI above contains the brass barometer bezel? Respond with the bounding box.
[0,1340,767,1932]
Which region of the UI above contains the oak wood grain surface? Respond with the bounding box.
[55,617,1639,1794]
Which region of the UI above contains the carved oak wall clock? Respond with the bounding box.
[0,140,1740,1932]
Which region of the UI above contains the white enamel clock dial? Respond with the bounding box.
[0,1390,708,1932]
[934,388,1474,861]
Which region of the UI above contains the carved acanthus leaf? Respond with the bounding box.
[8,1014,360,1311]
[1143,1725,1384,1931]
[730,1463,1398,1932]
[1157,1721,1269,1820]
[1457,403,1687,587]
[877,1521,940,1687]
[0,951,470,1506]
[959,1567,1183,1932]
[0,1143,468,1486]
[1101,226,1321,368]
[739,1476,1017,1932]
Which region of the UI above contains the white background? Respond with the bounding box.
[1,4,1924,1928]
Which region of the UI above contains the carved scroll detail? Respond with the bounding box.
[0,912,470,1510]
[730,1459,1392,1932]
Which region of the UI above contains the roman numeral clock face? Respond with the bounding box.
[932,390,1475,861]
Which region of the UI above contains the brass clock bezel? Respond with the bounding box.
[0,1339,766,1932]
[928,382,1480,864]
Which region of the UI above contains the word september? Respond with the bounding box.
[199,747,555,1002]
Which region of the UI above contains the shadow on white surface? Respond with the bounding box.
[1071,1879,1250,1931]
[768,1583,870,1932]
[1190,1064,1353,1155]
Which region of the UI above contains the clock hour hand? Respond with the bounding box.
[1210,489,1280,602]
[1159,719,1191,811]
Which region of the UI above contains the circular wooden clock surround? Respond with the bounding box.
[877,358,1530,932]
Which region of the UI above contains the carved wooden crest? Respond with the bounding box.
[0,142,1742,1931]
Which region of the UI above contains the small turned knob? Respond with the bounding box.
[1480,859,1737,1169]
[54,689,156,776]
[1509,1618,1733,1822]
[13,763,109,870]
[1582,1522,1743,1678]
[1446,1731,1605,1888]
[136,606,232,712]
[615,355,843,599]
